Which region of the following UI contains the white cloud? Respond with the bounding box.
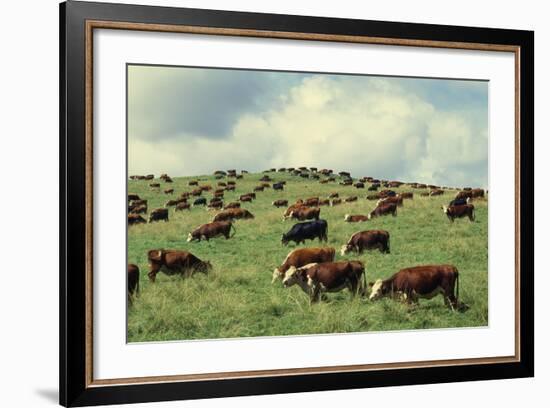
[129,75,488,188]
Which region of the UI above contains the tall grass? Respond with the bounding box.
[127,172,488,342]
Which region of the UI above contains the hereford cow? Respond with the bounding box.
[328,192,339,199]
[191,188,203,196]
[331,198,342,206]
[368,202,397,219]
[207,201,224,210]
[400,192,414,200]
[282,220,328,246]
[212,208,254,222]
[129,205,147,214]
[304,197,319,207]
[283,261,366,303]
[128,213,146,226]
[344,214,369,223]
[225,185,236,191]
[128,194,140,201]
[318,199,330,206]
[175,202,191,211]
[272,199,289,208]
[283,203,305,219]
[471,188,485,198]
[341,230,390,255]
[377,195,403,207]
[147,249,212,282]
[128,264,140,302]
[366,194,380,200]
[188,180,198,186]
[288,207,320,221]
[187,221,236,242]
[149,183,160,189]
[430,189,444,196]
[149,208,169,222]
[224,202,241,209]
[345,196,358,203]
[442,204,475,222]
[240,195,253,203]
[369,264,460,309]
[272,247,336,283]
[449,197,470,207]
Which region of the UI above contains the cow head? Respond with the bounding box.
[369,279,389,301]
[281,234,289,246]
[198,261,213,274]
[282,266,300,287]
[272,268,283,284]
[344,214,350,222]
[340,244,352,256]
[147,249,164,262]
[441,205,449,214]
[367,213,373,220]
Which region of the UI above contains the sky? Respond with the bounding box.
[128,64,488,188]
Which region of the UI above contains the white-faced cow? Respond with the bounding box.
[187,221,236,242]
[283,261,366,303]
[368,202,397,219]
[147,249,212,282]
[369,264,459,310]
[442,204,475,222]
[344,214,369,222]
[341,230,390,255]
[272,247,336,283]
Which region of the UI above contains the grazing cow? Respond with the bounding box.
[164,176,173,183]
[191,188,202,196]
[200,185,213,192]
[164,199,180,207]
[272,199,289,208]
[240,195,253,202]
[281,219,328,246]
[442,204,475,222]
[212,208,254,222]
[283,261,366,303]
[379,189,396,198]
[218,182,227,187]
[340,179,353,186]
[366,194,380,200]
[278,168,287,172]
[189,180,198,186]
[354,182,365,189]
[214,188,225,195]
[209,197,222,204]
[149,208,169,222]
[207,201,224,210]
[272,247,336,283]
[455,190,475,200]
[214,191,225,198]
[339,171,351,178]
[400,192,414,200]
[144,174,154,180]
[368,203,397,219]
[345,196,358,203]
[341,230,390,255]
[344,214,369,223]
[130,205,147,214]
[225,185,236,191]
[471,188,485,198]
[283,203,305,219]
[368,185,379,191]
[227,181,236,186]
[224,202,241,209]
[254,186,265,192]
[328,192,339,199]
[430,189,444,196]
[128,213,146,225]
[193,197,207,206]
[149,183,160,189]
[449,197,470,207]
[127,264,139,302]
[260,175,272,182]
[369,265,459,310]
[331,198,342,206]
[187,221,236,242]
[318,199,330,206]
[175,202,191,211]
[128,194,140,201]
[304,197,319,206]
[164,188,174,194]
[180,192,190,199]
[273,182,284,191]
[129,199,147,209]
[147,249,212,282]
[289,206,320,221]
[319,179,329,184]
[377,195,403,207]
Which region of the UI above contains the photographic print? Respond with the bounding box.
[126,64,488,343]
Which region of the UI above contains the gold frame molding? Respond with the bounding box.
[84,20,521,388]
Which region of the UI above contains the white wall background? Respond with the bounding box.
[0,0,544,407]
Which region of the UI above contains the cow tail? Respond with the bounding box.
[456,270,459,303]
[230,223,237,237]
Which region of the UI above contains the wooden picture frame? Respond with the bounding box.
[60,1,534,406]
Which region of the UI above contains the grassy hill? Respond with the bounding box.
[127,171,488,342]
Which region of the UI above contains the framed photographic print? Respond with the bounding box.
[60,1,534,406]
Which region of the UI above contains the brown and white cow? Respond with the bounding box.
[430,189,444,196]
[376,195,403,207]
[283,203,305,219]
[164,188,174,194]
[212,208,254,222]
[272,247,336,283]
[288,207,320,221]
[442,204,475,222]
[224,201,241,210]
[368,202,397,219]
[369,264,460,309]
[283,261,366,303]
[272,199,289,208]
[341,230,390,255]
[149,208,169,222]
[128,213,146,226]
[345,196,358,203]
[128,264,140,302]
[147,249,212,282]
[187,221,236,242]
[331,198,342,206]
[175,202,191,211]
[344,214,369,223]
[304,197,320,207]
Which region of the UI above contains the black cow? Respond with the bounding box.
[281,220,328,246]
[193,197,207,206]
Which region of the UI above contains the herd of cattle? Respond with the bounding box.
[127,167,486,310]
